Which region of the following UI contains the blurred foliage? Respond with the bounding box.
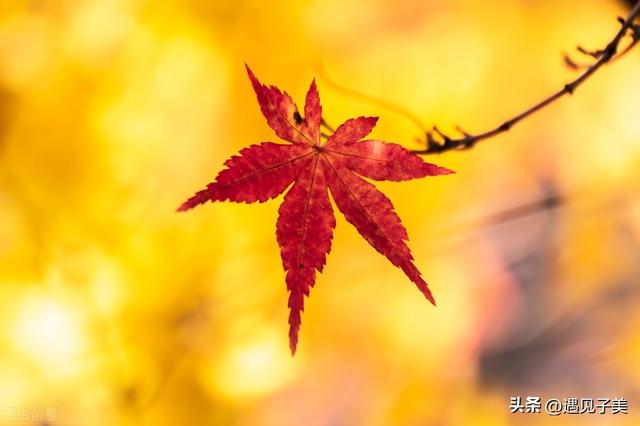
[0,0,639,425]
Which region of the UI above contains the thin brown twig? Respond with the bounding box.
[321,117,335,133]
[459,193,564,231]
[315,63,429,134]
[565,20,640,70]
[410,3,640,154]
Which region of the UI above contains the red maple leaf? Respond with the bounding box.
[178,65,453,354]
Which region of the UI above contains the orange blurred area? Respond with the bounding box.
[1,0,639,425]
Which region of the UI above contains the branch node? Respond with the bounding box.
[461,138,476,150]
[564,83,575,95]
[426,132,440,150]
[603,40,618,59]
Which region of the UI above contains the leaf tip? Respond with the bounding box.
[176,200,194,212]
[177,187,215,212]
[245,63,260,88]
[423,163,455,176]
[422,285,436,306]
[289,325,300,356]
[363,116,380,133]
[360,116,379,128]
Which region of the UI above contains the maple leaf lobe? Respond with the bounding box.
[179,65,453,354]
[245,64,321,146]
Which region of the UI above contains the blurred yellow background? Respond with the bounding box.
[0,0,639,425]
